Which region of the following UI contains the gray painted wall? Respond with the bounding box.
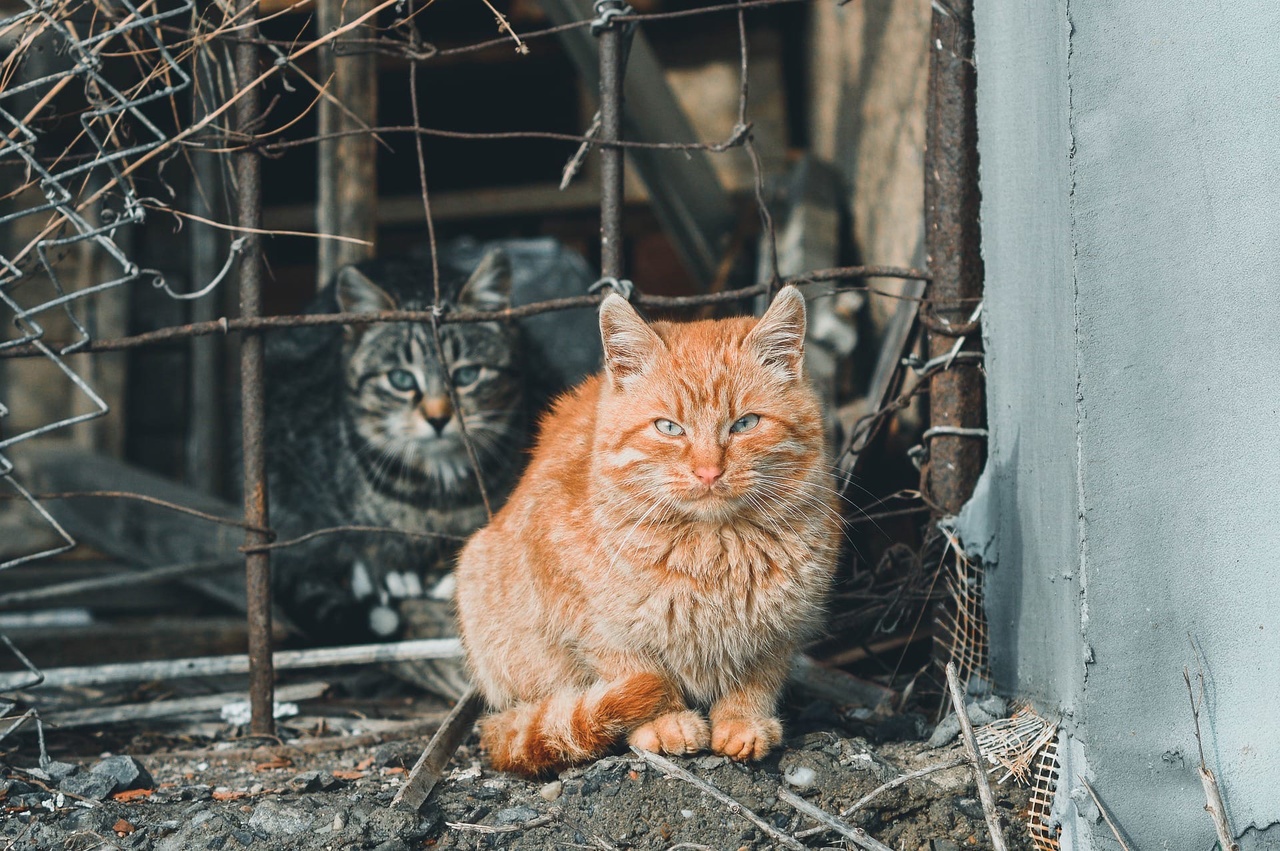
[970,1,1280,848]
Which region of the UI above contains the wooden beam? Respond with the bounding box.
[316,0,378,288]
[539,0,735,287]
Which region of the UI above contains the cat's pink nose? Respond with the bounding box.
[694,466,723,486]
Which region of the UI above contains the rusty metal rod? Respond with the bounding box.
[596,0,626,280]
[923,0,985,515]
[0,267,931,359]
[234,0,275,737]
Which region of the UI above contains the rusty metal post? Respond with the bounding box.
[924,0,985,515]
[234,0,275,736]
[595,0,626,280]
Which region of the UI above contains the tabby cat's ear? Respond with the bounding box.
[457,249,512,311]
[334,265,396,314]
[599,293,662,389]
[744,285,807,380]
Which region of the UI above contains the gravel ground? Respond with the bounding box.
[0,703,1038,851]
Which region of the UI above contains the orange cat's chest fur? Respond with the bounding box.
[455,288,840,775]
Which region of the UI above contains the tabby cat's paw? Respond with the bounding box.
[711,716,782,761]
[628,710,710,755]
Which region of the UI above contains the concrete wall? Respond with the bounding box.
[969,1,1280,847]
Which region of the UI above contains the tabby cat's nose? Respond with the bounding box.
[420,395,453,436]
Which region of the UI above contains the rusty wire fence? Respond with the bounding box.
[0,0,1025,827]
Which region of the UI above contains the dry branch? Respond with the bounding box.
[794,755,967,840]
[944,662,1009,851]
[1184,664,1239,851]
[776,787,894,851]
[392,686,484,811]
[629,748,806,851]
[1078,776,1133,851]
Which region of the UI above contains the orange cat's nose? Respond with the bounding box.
[693,466,723,486]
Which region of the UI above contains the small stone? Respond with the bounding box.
[332,812,346,831]
[90,756,153,792]
[373,741,419,769]
[693,755,728,770]
[247,800,314,835]
[493,806,539,826]
[44,761,80,782]
[231,829,256,847]
[287,771,335,793]
[953,797,984,821]
[61,772,118,801]
[783,766,817,790]
[371,842,409,851]
[680,809,694,819]
[932,841,960,851]
[539,780,563,802]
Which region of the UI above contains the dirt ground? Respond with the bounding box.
[0,677,1038,851]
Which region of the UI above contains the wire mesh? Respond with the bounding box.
[0,0,971,782]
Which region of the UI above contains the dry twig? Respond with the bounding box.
[1078,776,1133,851]
[1184,655,1239,851]
[776,787,893,851]
[794,755,967,839]
[629,748,805,851]
[944,662,1009,851]
[392,686,483,811]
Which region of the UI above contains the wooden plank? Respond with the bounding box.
[316,0,378,287]
[43,682,330,728]
[0,638,462,691]
[0,617,271,673]
[789,654,896,711]
[539,0,735,288]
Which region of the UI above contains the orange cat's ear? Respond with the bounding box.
[745,285,807,379]
[599,294,662,389]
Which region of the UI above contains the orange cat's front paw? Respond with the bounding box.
[628,710,710,755]
[711,716,782,761]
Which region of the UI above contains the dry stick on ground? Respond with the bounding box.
[155,713,450,761]
[1078,777,1133,851]
[392,686,484,811]
[445,809,559,834]
[1184,664,1239,851]
[629,748,806,851]
[944,662,1009,851]
[776,787,894,851]
[43,682,329,728]
[793,756,968,840]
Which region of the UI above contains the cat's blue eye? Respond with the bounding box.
[654,419,684,437]
[452,365,482,388]
[387,369,418,392]
[730,413,760,434]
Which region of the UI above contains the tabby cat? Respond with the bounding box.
[266,249,526,641]
[455,286,840,776]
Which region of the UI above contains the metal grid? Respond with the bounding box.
[0,0,983,763]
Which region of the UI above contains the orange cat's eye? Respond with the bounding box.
[730,413,760,434]
[654,419,684,436]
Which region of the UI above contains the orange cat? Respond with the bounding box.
[454,286,840,776]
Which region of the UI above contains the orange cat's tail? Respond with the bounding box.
[480,673,671,777]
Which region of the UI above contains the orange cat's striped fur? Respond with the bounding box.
[455,286,840,776]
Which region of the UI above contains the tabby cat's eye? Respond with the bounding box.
[654,418,684,436]
[387,368,417,392]
[452,365,482,388]
[730,413,760,434]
